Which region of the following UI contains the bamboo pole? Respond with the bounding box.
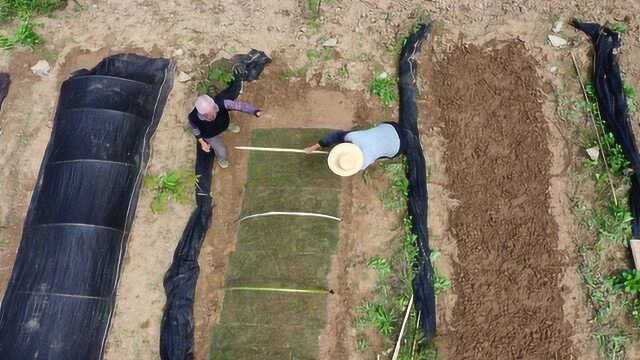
[238,211,342,222]
[224,286,330,294]
[570,51,618,205]
[235,146,328,154]
[392,295,414,360]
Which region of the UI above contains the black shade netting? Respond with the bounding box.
[398,23,436,341]
[0,73,9,110]
[0,54,174,360]
[160,50,271,360]
[573,20,640,238]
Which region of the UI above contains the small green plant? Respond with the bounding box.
[624,83,637,113]
[356,338,368,352]
[145,170,198,213]
[368,256,392,278]
[337,64,349,79]
[306,47,334,62]
[369,72,398,107]
[611,270,640,294]
[610,23,628,33]
[0,0,65,50]
[358,303,396,336]
[195,65,235,95]
[380,160,408,211]
[280,66,307,81]
[593,331,627,360]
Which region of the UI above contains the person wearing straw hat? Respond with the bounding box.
[304,122,406,176]
[188,94,262,168]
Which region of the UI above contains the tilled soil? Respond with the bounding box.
[428,42,574,359]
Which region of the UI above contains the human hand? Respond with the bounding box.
[304,144,319,154]
[199,139,211,153]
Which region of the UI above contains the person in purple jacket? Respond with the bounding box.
[188,94,262,168]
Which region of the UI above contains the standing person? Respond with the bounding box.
[304,122,407,176]
[188,94,262,168]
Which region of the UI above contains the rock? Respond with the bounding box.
[548,34,568,48]
[30,60,50,77]
[586,147,600,161]
[550,66,558,73]
[322,38,338,47]
[177,71,191,83]
[552,21,563,33]
[173,48,184,57]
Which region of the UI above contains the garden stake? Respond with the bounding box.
[392,295,414,360]
[571,51,618,205]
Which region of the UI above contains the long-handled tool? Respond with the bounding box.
[235,146,328,154]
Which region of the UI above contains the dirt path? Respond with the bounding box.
[428,42,574,358]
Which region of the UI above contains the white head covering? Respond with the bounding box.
[327,143,364,177]
[195,95,219,120]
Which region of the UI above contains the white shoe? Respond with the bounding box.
[228,123,240,134]
[218,159,230,168]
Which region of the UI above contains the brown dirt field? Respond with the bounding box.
[2,1,640,359]
[427,42,574,358]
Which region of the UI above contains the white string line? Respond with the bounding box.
[238,211,341,222]
[235,146,328,154]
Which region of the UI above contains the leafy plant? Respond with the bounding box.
[356,338,368,352]
[145,170,198,213]
[0,0,65,50]
[368,256,392,278]
[593,331,627,360]
[611,270,640,294]
[358,302,396,336]
[306,47,334,62]
[369,72,398,107]
[196,64,235,95]
[610,23,628,34]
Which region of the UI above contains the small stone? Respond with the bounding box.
[548,34,568,48]
[552,21,563,33]
[550,66,558,73]
[586,147,600,161]
[322,38,338,47]
[177,71,191,83]
[172,48,184,57]
[30,60,50,77]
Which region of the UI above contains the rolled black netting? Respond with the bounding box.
[398,23,436,340]
[0,73,9,110]
[160,50,271,360]
[0,54,174,359]
[573,20,640,238]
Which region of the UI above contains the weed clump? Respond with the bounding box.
[0,0,66,49]
[144,170,198,213]
[369,72,398,108]
[196,64,235,95]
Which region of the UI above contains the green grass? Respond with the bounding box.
[211,129,341,360]
[0,0,66,50]
[144,170,197,213]
[594,331,628,360]
[369,72,398,108]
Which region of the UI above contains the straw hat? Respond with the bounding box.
[328,143,364,177]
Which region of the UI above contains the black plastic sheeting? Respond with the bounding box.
[160,50,271,360]
[0,54,174,359]
[398,23,436,341]
[0,73,9,110]
[573,20,640,238]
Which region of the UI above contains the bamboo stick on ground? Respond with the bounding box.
[392,295,414,360]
